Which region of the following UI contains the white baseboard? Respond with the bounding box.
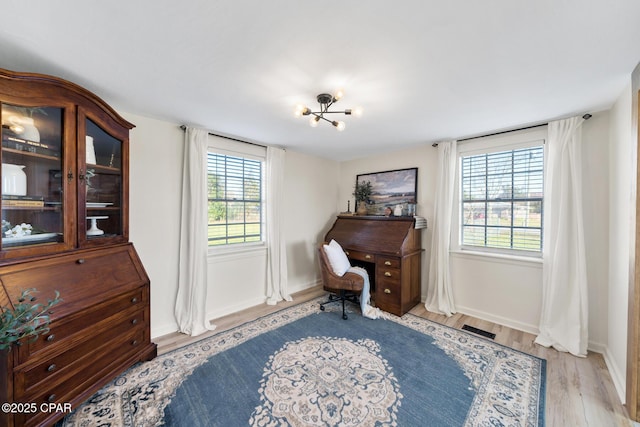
[454,304,539,335]
[207,280,322,321]
[603,346,627,404]
[151,322,179,340]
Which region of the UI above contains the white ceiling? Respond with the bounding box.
[1,1,639,161]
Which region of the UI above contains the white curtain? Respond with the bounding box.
[265,146,292,305]
[534,116,588,357]
[175,127,216,336]
[425,140,458,316]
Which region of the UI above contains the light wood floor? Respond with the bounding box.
[155,286,633,426]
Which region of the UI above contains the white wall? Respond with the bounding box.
[582,111,611,351]
[124,112,184,339]
[123,112,339,338]
[607,80,633,402]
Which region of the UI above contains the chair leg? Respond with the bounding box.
[341,291,348,320]
[319,290,359,320]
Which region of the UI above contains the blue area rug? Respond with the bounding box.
[61,298,546,426]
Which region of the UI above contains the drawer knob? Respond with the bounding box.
[131,318,138,325]
[365,254,372,259]
[46,334,55,342]
[47,394,56,402]
[76,259,85,264]
[345,251,350,256]
[47,364,57,372]
[384,272,392,277]
[131,297,138,303]
[384,261,392,266]
[132,340,138,346]
[384,288,391,294]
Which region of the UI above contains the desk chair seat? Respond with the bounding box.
[318,243,364,319]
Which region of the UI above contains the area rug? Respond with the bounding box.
[60,298,545,426]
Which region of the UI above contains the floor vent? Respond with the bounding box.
[462,324,496,340]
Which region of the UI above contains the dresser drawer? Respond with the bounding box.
[17,287,145,362]
[0,244,147,321]
[15,308,146,398]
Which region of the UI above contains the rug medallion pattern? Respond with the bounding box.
[250,337,401,426]
[59,298,544,426]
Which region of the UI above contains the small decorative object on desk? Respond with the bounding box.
[414,216,428,229]
[353,180,372,216]
[340,200,354,215]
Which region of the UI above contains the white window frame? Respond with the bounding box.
[452,126,547,259]
[206,135,266,255]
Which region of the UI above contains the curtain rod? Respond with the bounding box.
[179,125,267,148]
[431,113,592,147]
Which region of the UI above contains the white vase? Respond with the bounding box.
[2,163,27,196]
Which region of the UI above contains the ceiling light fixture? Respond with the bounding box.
[294,91,362,131]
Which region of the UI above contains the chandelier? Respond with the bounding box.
[294,90,362,131]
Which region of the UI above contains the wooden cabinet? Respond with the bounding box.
[0,69,156,427]
[325,215,423,316]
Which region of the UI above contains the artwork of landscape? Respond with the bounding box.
[356,168,417,215]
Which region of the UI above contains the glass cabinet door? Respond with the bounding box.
[1,103,70,255]
[79,116,125,245]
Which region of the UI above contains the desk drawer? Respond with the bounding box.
[376,278,402,316]
[16,308,146,397]
[377,256,400,269]
[14,327,146,427]
[17,287,145,362]
[345,249,375,263]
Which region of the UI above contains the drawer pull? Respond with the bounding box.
[132,340,138,346]
[345,251,350,256]
[384,272,392,277]
[47,364,57,372]
[131,319,138,325]
[47,394,56,402]
[131,297,138,303]
[46,334,55,342]
[384,288,391,294]
[384,261,392,266]
[365,254,372,259]
[76,258,85,264]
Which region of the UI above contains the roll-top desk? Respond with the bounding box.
[324,215,422,316]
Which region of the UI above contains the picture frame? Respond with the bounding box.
[356,167,418,216]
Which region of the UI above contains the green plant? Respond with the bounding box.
[0,288,61,351]
[353,180,372,202]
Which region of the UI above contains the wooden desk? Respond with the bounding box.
[325,215,422,316]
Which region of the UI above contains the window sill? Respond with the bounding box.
[451,249,542,267]
[207,243,267,262]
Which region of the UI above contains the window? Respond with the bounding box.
[460,144,544,254]
[207,151,263,246]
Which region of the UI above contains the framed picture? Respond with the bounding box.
[356,167,418,216]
